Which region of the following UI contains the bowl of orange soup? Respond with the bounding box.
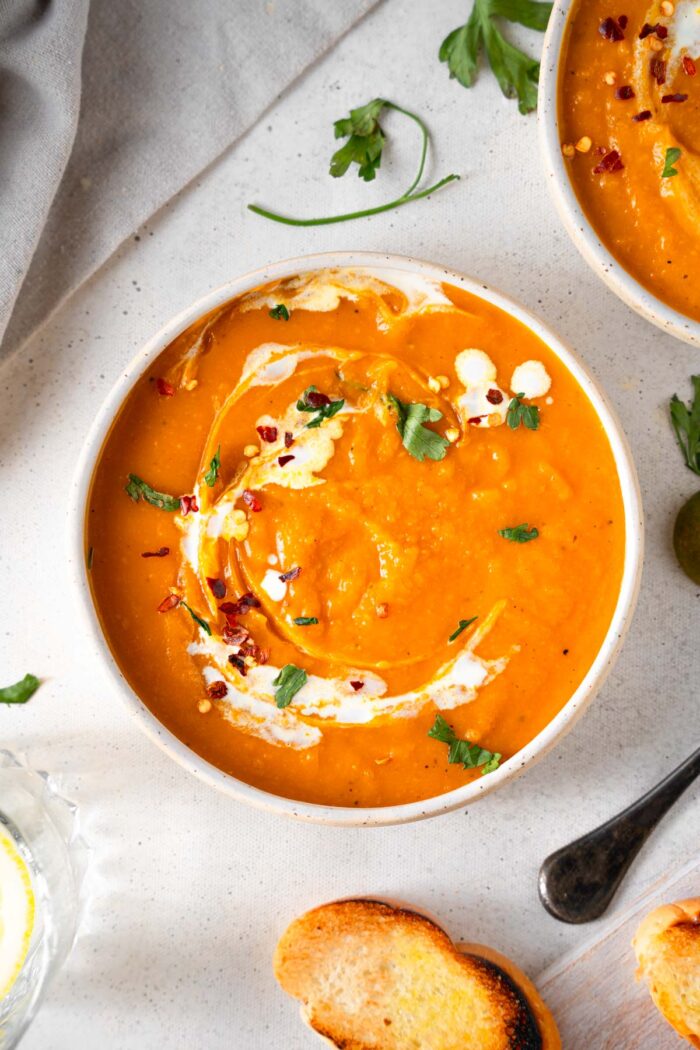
[72,253,642,825]
[540,0,700,345]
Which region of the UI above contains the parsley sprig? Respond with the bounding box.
[269,304,290,320]
[506,393,540,430]
[273,664,308,709]
[388,394,450,462]
[448,617,478,643]
[662,147,682,179]
[439,0,553,115]
[248,99,459,226]
[125,474,180,511]
[297,386,345,429]
[499,523,539,542]
[293,616,318,626]
[428,713,501,775]
[0,674,40,705]
[204,446,221,487]
[670,375,700,475]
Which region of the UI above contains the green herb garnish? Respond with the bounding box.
[269,304,290,321]
[180,601,211,636]
[248,99,459,226]
[440,0,553,115]
[387,393,450,462]
[297,386,345,429]
[293,617,319,626]
[0,674,40,705]
[499,523,539,542]
[204,445,221,487]
[125,474,180,511]
[448,617,478,643]
[506,393,540,430]
[662,147,682,179]
[273,664,308,708]
[428,713,501,775]
[670,376,700,475]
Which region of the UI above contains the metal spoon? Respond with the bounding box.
[539,745,700,924]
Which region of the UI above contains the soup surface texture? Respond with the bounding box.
[560,0,700,322]
[87,268,625,808]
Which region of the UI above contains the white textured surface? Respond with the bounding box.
[1,0,699,1047]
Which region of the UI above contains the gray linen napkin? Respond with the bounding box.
[0,0,378,358]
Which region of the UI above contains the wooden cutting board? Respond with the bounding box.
[537,853,700,1049]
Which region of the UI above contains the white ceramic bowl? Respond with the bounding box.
[539,0,700,347]
[70,251,643,826]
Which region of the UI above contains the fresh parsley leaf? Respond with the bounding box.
[269,304,290,320]
[448,617,478,643]
[273,664,308,709]
[293,616,319,626]
[330,98,386,182]
[387,393,450,462]
[499,523,539,542]
[439,0,553,115]
[204,445,221,487]
[297,386,345,429]
[662,147,682,179]
[428,713,501,775]
[670,375,700,476]
[0,674,40,705]
[125,474,180,511]
[507,393,540,430]
[180,601,212,636]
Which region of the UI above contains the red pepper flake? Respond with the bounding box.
[279,566,301,583]
[180,494,199,515]
[683,56,697,77]
[615,84,635,99]
[228,653,247,676]
[599,16,625,40]
[650,57,666,85]
[593,149,624,174]
[157,593,180,613]
[207,681,228,699]
[242,489,262,512]
[278,454,295,467]
[256,425,278,443]
[141,546,170,558]
[219,592,261,617]
[467,414,486,425]
[376,602,389,619]
[223,623,250,646]
[632,109,652,121]
[239,640,269,665]
[155,377,175,397]
[284,431,294,448]
[639,21,667,39]
[305,390,331,408]
[618,14,628,28]
[350,680,364,691]
[486,389,504,405]
[661,93,688,103]
[206,577,226,599]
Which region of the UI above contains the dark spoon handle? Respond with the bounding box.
[539,745,700,924]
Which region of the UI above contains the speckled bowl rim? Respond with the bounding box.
[69,251,643,827]
[538,0,700,347]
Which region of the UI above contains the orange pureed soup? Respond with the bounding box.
[560,0,700,321]
[87,269,625,807]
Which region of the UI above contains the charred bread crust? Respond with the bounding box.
[465,954,543,1050]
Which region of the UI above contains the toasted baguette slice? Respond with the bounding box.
[634,897,700,1047]
[274,899,560,1049]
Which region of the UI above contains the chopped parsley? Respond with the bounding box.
[180,601,211,636]
[670,375,700,475]
[0,674,40,705]
[125,474,180,511]
[273,664,308,708]
[499,523,539,542]
[662,147,682,179]
[506,393,540,430]
[248,99,459,226]
[439,0,553,114]
[297,386,345,429]
[293,616,319,626]
[204,445,221,487]
[428,713,501,775]
[448,616,478,643]
[269,304,290,321]
[387,393,450,462]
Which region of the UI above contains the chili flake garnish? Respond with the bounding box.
[206,577,226,599]
[615,85,635,99]
[633,109,652,121]
[639,22,668,39]
[141,547,170,558]
[220,592,261,617]
[223,623,250,646]
[593,149,624,174]
[256,425,278,443]
[155,377,175,397]
[650,57,666,85]
[486,389,504,405]
[279,566,301,583]
[284,431,294,448]
[305,390,332,408]
[239,640,269,665]
[207,681,228,699]
[618,14,628,28]
[468,414,486,425]
[599,16,625,40]
[350,681,364,691]
[228,654,247,676]
[661,93,688,103]
[242,489,262,512]
[179,494,199,515]
[278,454,295,467]
[683,56,696,77]
[157,593,180,613]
